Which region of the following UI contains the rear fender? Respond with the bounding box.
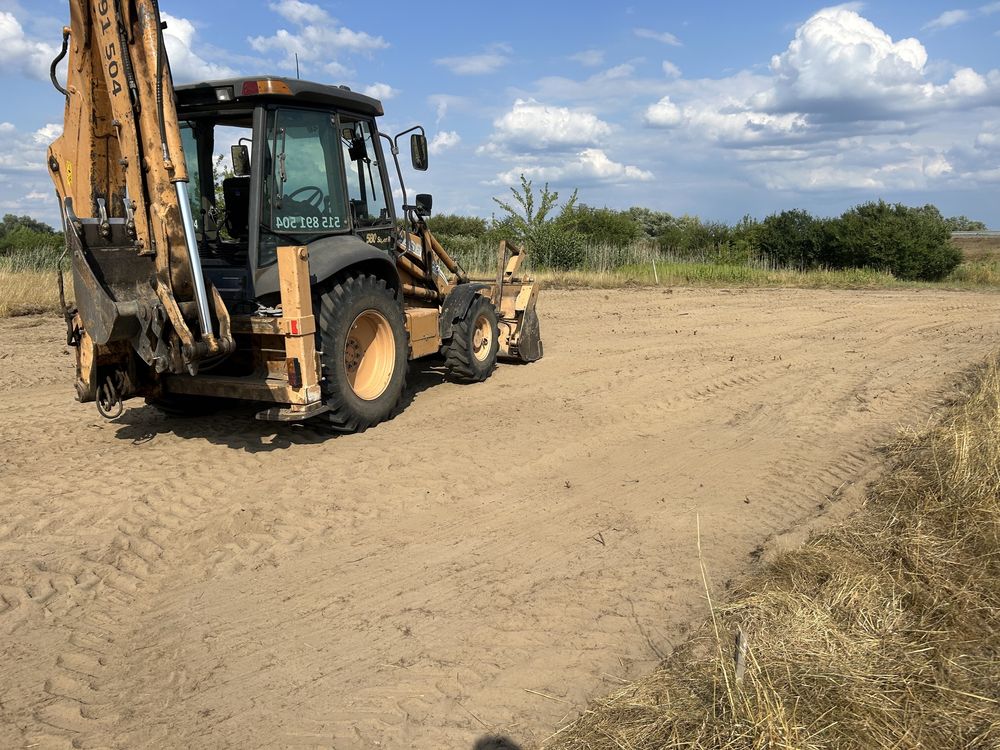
[439,283,489,341]
[254,235,400,299]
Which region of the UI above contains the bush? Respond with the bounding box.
[529,223,586,270]
[427,213,488,239]
[555,204,641,247]
[756,209,828,269]
[830,201,961,280]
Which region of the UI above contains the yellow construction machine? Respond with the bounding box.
[45,0,542,432]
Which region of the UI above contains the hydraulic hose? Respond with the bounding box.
[50,28,70,100]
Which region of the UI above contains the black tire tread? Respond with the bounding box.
[317,274,407,433]
[443,296,498,383]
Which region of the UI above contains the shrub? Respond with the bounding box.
[529,223,586,270]
[555,204,641,247]
[755,209,827,269]
[427,213,488,239]
[830,201,961,280]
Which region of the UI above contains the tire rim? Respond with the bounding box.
[344,310,395,400]
[472,313,493,363]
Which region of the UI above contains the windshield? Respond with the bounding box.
[265,108,349,235]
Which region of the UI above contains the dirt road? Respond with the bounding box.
[1,287,997,749]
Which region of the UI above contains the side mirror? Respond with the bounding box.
[231,144,250,176]
[415,193,433,217]
[410,133,428,171]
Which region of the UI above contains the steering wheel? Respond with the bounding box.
[287,185,325,208]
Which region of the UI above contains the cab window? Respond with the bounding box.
[264,108,349,235]
[340,119,391,228]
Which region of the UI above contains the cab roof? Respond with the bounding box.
[175,76,384,117]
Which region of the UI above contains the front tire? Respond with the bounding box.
[443,295,499,382]
[317,274,407,432]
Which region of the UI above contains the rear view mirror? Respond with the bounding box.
[410,133,428,171]
[415,193,432,217]
[231,144,250,176]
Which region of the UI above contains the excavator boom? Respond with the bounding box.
[48,0,225,372]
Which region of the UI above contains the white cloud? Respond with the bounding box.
[435,44,511,75]
[32,123,61,144]
[161,13,237,82]
[569,49,605,67]
[429,131,461,155]
[0,11,55,80]
[495,148,653,185]
[662,60,682,79]
[0,122,52,173]
[250,1,387,79]
[761,7,999,120]
[924,154,954,177]
[645,96,683,127]
[269,0,327,25]
[634,28,682,46]
[486,99,613,152]
[361,82,398,100]
[923,9,972,29]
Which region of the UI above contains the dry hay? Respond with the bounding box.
[545,359,1000,750]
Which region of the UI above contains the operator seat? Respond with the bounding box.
[222,176,250,239]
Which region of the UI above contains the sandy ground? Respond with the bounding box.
[1,287,998,750]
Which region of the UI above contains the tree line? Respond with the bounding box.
[0,214,63,253]
[429,175,985,281]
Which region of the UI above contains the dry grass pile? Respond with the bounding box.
[545,359,1000,750]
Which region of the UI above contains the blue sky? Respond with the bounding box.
[1,0,998,228]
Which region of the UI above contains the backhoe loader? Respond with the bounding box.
[45,0,542,432]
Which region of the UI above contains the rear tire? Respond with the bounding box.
[443,295,499,382]
[317,274,407,432]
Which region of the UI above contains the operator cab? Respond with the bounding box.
[175,77,425,313]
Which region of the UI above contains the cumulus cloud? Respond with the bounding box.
[495,148,653,185]
[734,7,1000,124]
[645,96,683,127]
[435,44,511,75]
[429,131,461,155]
[485,99,613,152]
[0,11,56,80]
[923,9,972,29]
[161,13,237,83]
[32,123,62,144]
[634,28,682,46]
[624,5,1000,200]
[361,82,398,100]
[250,1,387,79]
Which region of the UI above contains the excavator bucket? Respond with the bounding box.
[491,241,544,363]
